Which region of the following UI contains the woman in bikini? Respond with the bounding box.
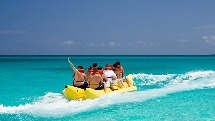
[115,61,131,87]
[68,58,88,89]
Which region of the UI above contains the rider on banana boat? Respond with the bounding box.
[86,66,93,80]
[115,61,131,87]
[87,66,104,90]
[68,58,88,89]
[113,63,124,88]
[103,64,117,91]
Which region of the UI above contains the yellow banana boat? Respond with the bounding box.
[62,74,137,100]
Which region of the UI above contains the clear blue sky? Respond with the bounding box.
[0,0,215,55]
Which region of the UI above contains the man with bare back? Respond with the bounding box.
[87,66,104,90]
[88,73,103,89]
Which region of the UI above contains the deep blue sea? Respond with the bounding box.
[0,55,215,121]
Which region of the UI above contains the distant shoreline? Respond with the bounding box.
[0,54,215,57]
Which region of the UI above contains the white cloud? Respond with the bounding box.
[136,41,144,44]
[108,41,121,47]
[125,40,159,47]
[202,35,215,45]
[211,35,215,40]
[179,39,190,42]
[62,40,74,45]
[202,36,208,40]
[87,41,95,46]
[85,41,121,47]
[86,41,118,47]
[196,24,215,29]
[0,30,25,34]
[101,43,105,47]
[109,41,115,46]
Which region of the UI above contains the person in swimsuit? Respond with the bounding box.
[68,58,88,89]
[87,66,104,90]
[113,63,124,88]
[115,61,131,87]
[86,66,93,80]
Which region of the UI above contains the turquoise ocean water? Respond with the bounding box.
[0,55,215,121]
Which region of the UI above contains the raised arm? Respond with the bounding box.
[68,58,77,72]
[68,58,84,78]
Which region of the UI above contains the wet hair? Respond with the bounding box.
[106,64,112,67]
[113,63,117,68]
[97,66,103,70]
[87,66,93,70]
[105,64,112,70]
[93,63,98,67]
[115,61,121,65]
[77,66,84,73]
[77,66,83,69]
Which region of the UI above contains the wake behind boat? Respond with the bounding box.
[62,74,137,100]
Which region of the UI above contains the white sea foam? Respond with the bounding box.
[1,70,215,117]
[133,70,215,87]
[133,73,175,86]
[0,92,102,117]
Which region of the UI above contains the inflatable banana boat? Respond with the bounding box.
[62,74,137,100]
